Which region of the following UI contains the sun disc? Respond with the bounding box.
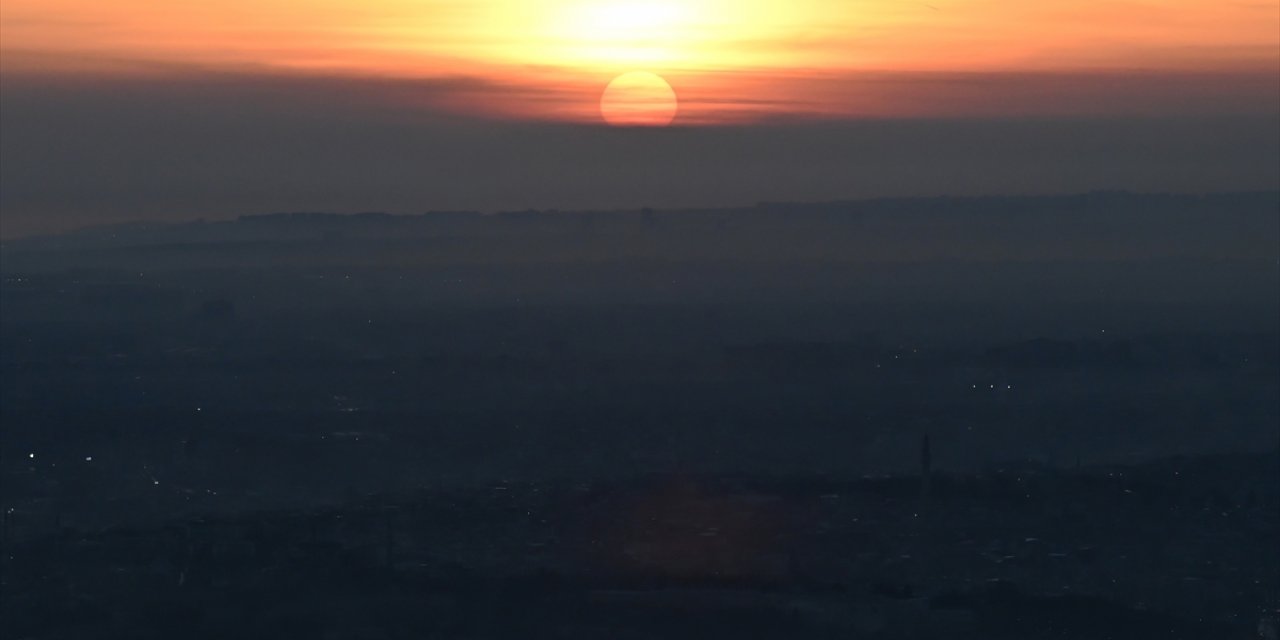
[600,71,678,127]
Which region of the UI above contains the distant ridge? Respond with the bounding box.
[10,191,1279,241]
[3,191,1276,272]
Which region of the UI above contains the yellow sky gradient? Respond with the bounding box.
[3,0,1277,122]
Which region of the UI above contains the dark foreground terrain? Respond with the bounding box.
[2,193,1278,637]
[4,453,1278,639]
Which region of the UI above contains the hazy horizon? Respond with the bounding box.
[5,187,1280,242]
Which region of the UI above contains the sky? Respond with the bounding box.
[1,0,1278,236]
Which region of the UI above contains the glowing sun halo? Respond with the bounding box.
[600,71,678,127]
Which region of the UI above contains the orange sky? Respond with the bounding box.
[2,0,1277,123]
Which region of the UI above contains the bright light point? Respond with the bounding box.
[85,456,93,462]
[584,2,684,32]
[600,71,678,127]
[28,453,35,459]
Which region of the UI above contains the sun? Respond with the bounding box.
[600,71,678,127]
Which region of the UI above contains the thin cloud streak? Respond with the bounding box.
[5,54,1275,125]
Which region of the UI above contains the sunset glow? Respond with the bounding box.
[2,0,1277,123]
